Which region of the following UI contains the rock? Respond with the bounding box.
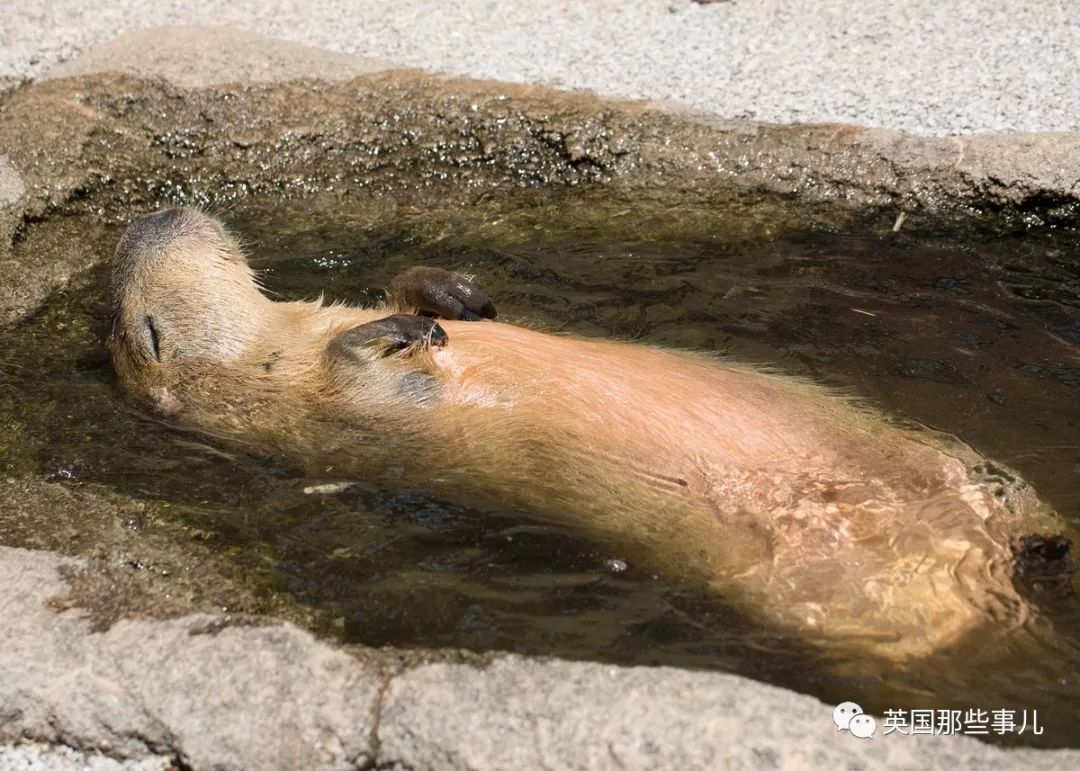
[0,742,170,771]
[378,656,1080,770]
[0,546,379,770]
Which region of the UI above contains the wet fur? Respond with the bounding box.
[107,207,1071,661]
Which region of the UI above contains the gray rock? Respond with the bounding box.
[3,546,1076,770]
[0,743,170,771]
[379,657,1079,771]
[0,547,379,770]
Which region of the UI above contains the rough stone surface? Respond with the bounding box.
[25,26,1080,227]
[3,545,1078,770]
[3,1,1080,134]
[0,546,379,770]
[0,156,23,208]
[0,744,170,771]
[379,658,1080,771]
[0,155,23,249]
[0,27,1075,268]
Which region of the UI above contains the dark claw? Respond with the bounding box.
[1014,534,1073,580]
[388,266,497,321]
[332,314,448,359]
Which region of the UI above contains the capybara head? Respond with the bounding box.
[107,208,269,409]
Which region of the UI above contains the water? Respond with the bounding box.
[1,190,1078,746]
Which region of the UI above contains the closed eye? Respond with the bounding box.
[143,315,161,362]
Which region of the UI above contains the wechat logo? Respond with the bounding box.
[834,701,877,739]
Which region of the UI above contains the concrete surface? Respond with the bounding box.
[2,0,1079,134]
[45,26,397,88]
[2,545,1077,771]
[0,744,170,771]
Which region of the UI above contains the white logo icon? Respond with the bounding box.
[833,701,863,731]
[834,702,876,739]
[850,714,877,739]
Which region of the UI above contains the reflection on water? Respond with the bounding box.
[0,191,1077,746]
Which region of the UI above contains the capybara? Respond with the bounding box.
[106,207,1071,661]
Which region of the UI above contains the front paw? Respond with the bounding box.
[331,314,448,360]
[388,266,497,321]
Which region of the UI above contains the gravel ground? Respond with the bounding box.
[1,0,1078,134]
[0,744,170,771]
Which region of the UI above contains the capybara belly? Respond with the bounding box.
[427,320,1064,657]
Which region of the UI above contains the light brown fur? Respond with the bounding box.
[107,207,1068,660]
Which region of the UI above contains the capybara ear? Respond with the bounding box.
[387,267,497,321]
[329,314,449,362]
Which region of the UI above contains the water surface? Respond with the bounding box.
[1,190,1077,746]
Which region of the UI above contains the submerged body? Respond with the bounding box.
[108,208,1069,660]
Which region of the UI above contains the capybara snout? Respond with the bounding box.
[107,206,1074,662]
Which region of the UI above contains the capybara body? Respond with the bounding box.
[107,208,1069,660]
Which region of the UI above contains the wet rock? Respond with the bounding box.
[0,155,23,208]
[0,154,25,286]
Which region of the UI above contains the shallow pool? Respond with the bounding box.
[2,189,1077,746]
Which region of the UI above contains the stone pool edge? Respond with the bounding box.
[3,26,1080,770]
[3,545,1076,771]
[4,27,1080,324]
